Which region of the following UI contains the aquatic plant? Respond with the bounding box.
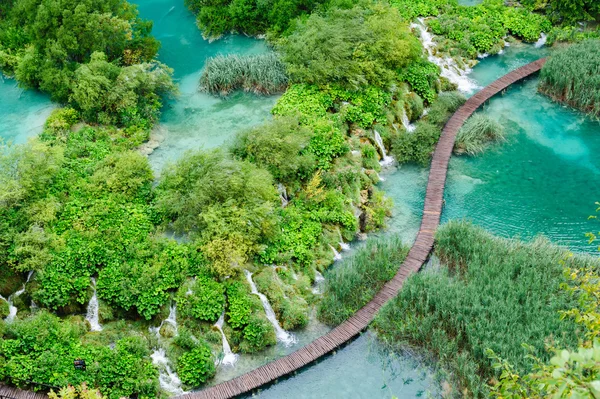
[455,113,505,155]
[374,221,597,397]
[318,237,409,326]
[200,53,288,96]
[539,40,600,118]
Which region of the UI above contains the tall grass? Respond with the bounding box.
[374,221,599,398]
[455,113,505,155]
[539,39,600,118]
[199,53,288,96]
[317,237,409,326]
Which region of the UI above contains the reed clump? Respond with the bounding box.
[200,53,288,96]
[317,237,409,326]
[374,221,599,398]
[455,113,506,155]
[539,40,600,118]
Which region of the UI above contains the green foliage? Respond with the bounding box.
[0,0,168,125]
[404,92,425,122]
[272,84,334,124]
[392,121,441,166]
[318,237,409,325]
[389,0,457,21]
[155,149,279,277]
[374,221,595,397]
[200,53,288,95]
[185,0,327,38]
[0,312,158,398]
[0,299,9,318]
[526,0,600,24]
[49,383,105,399]
[539,40,600,118]
[45,108,80,134]
[455,113,506,155]
[399,60,440,104]
[241,314,277,353]
[277,2,421,90]
[176,344,216,387]
[225,281,252,330]
[176,277,225,323]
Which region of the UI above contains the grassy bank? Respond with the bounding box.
[373,221,597,397]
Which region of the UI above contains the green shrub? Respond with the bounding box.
[241,314,277,353]
[200,53,288,96]
[176,277,225,323]
[391,121,440,166]
[455,113,505,155]
[176,344,216,387]
[272,84,334,124]
[374,221,596,397]
[539,40,600,118]
[45,108,80,133]
[405,92,424,122]
[225,281,252,330]
[0,299,9,319]
[399,60,440,104]
[318,237,409,325]
[426,91,466,126]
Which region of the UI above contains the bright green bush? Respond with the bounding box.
[176,277,225,323]
[200,53,288,95]
[271,84,334,124]
[241,314,277,353]
[455,113,506,155]
[374,221,596,397]
[392,121,440,166]
[277,2,421,90]
[45,108,80,133]
[399,60,440,104]
[225,281,252,330]
[318,237,409,325]
[405,92,425,122]
[176,344,216,387]
[0,299,9,318]
[539,40,600,118]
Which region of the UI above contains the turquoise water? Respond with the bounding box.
[132,0,278,172]
[242,332,439,399]
[0,77,55,143]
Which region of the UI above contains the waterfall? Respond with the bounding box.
[277,183,289,208]
[337,229,351,252]
[1,271,34,323]
[401,108,416,133]
[534,33,547,48]
[373,130,394,167]
[411,19,479,93]
[312,271,326,294]
[151,348,185,396]
[86,278,103,332]
[214,312,238,366]
[329,245,342,261]
[243,270,296,346]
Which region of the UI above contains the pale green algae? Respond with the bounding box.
[132,0,278,173]
[0,77,55,143]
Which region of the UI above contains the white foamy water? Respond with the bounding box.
[401,107,416,133]
[312,271,326,295]
[534,33,547,48]
[151,348,185,396]
[374,130,394,167]
[86,277,102,332]
[2,272,33,323]
[243,270,296,346]
[412,19,479,94]
[278,183,289,208]
[329,245,343,261]
[214,312,239,366]
[337,229,351,251]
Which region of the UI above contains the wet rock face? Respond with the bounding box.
[160,322,177,338]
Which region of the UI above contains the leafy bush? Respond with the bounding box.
[271,84,334,124]
[277,2,421,90]
[374,221,596,397]
[399,60,440,104]
[318,237,409,325]
[455,113,505,155]
[176,344,216,387]
[200,53,288,95]
[176,277,225,323]
[405,92,425,122]
[539,40,600,118]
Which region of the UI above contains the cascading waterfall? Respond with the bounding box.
[401,107,416,133]
[534,33,547,48]
[214,312,238,366]
[2,271,33,323]
[86,277,103,332]
[243,270,296,346]
[373,130,394,167]
[312,271,326,294]
[411,18,479,93]
[278,183,289,208]
[329,245,343,261]
[151,348,185,396]
[337,229,350,252]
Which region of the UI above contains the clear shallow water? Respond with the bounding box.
[241,332,439,399]
[0,77,55,143]
[132,0,278,172]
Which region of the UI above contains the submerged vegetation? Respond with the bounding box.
[200,53,288,95]
[539,39,600,118]
[374,221,597,397]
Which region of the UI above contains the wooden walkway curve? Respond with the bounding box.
[177,57,548,399]
[0,58,546,399]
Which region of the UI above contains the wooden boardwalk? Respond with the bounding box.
[0,58,546,399]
